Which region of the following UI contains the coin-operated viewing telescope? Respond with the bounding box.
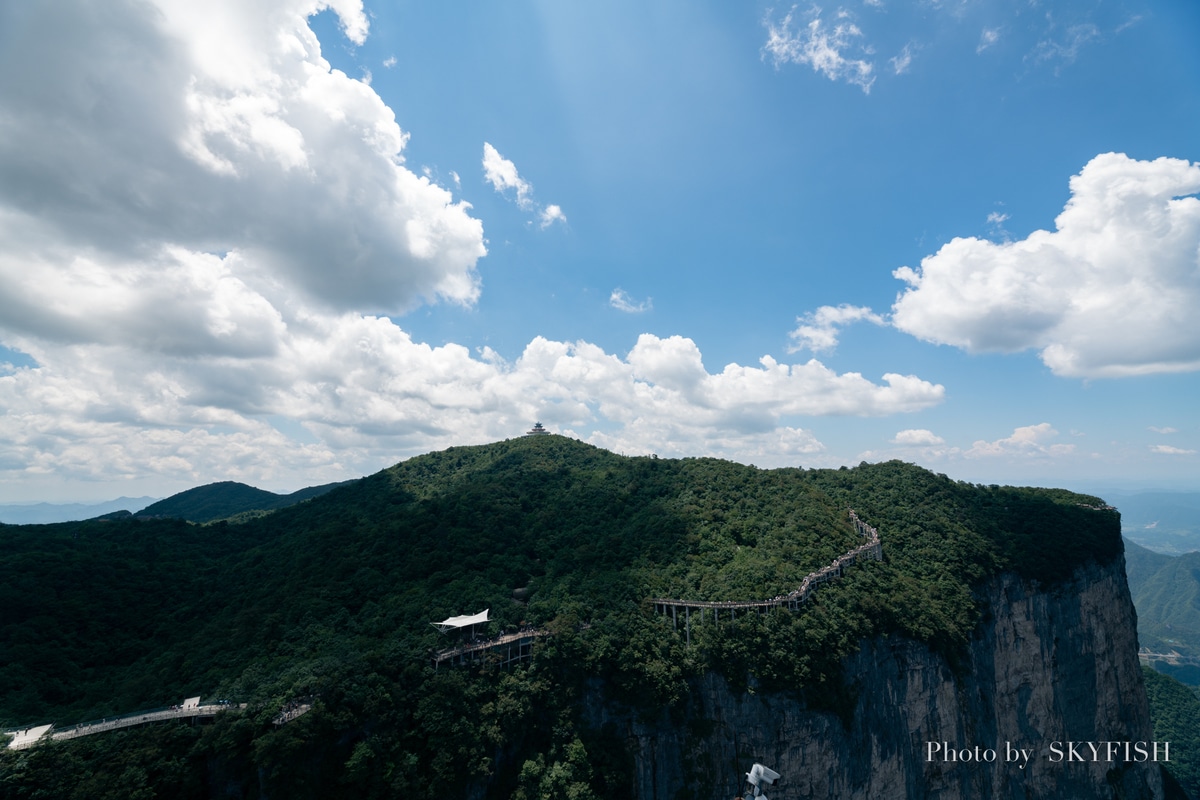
[741,762,780,799]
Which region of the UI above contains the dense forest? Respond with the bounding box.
[0,435,1128,798]
[1142,667,1200,800]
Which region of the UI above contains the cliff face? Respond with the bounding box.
[589,558,1163,800]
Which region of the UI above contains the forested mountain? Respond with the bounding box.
[0,476,349,527]
[134,479,352,523]
[1127,538,1175,588]
[0,436,1137,798]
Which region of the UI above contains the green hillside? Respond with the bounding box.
[136,479,351,523]
[1125,537,1174,589]
[1125,538,1200,685]
[0,437,1123,798]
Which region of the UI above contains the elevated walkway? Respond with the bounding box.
[433,628,548,669]
[650,510,882,643]
[434,510,884,661]
[4,698,238,751]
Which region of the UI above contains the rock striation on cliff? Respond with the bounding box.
[590,557,1163,800]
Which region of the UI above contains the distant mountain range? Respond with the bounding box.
[0,479,356,526]
[0,497,158,525]
[134,479,355,523]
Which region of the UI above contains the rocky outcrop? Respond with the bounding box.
[589,558,1164,799]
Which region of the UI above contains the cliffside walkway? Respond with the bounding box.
[3,698,238,751]
[433,627,549,670]
[650,510,882,643]
[434,511,883,665]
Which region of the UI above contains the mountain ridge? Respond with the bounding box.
[0,496,159,525]
[134,479,355,523]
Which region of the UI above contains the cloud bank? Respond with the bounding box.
[0,323,946,491]
[858,423,1082,470]
[1150,445,1196,456]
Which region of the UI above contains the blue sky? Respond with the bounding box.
[0,0,1197,503]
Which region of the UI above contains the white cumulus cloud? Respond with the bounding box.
[481,143,566,229]
[482,142,534,210]
[540,204,567,229]
[0,0,485,317]
[965,423,1075,459]
[891,153,1200,378]
[789,304,886,353]
[892,429,945,446]
[763,7,875,93]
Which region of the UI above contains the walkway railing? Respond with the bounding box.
[272,699,313,726]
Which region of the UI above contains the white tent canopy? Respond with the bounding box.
[431,609,489,633]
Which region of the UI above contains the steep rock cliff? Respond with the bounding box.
[589,558,1163,799]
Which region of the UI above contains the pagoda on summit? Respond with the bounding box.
[526,421,549,436]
